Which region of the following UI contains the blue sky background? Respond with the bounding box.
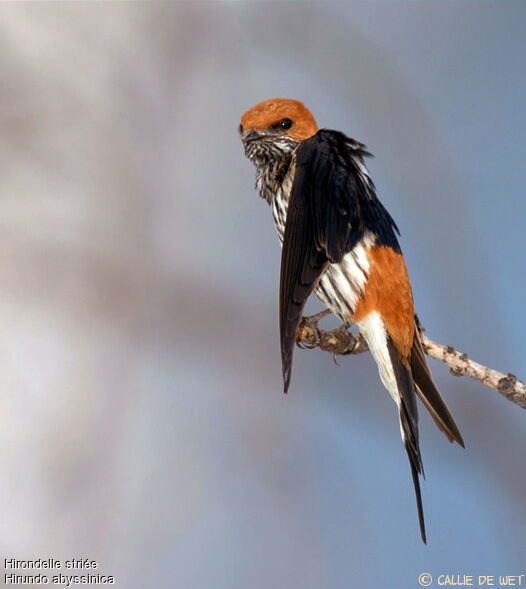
[0,3,524,588]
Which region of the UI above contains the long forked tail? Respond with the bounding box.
[356,313,464,544]
[357,313,427,543]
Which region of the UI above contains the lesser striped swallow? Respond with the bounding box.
[239,98,464,543]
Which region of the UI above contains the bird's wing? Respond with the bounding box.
[280,129,399,393]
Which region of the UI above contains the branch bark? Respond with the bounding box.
[296,310,526,410]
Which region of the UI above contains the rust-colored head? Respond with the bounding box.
[240,98,318,142]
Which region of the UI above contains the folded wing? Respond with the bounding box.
[280,130,398,392]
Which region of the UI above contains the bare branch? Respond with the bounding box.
[296,314,526,410]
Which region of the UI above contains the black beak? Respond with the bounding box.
[242,129,265,143]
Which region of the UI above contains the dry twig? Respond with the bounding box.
[296,311,526,409]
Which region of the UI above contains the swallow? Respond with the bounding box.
[239,98,464,543]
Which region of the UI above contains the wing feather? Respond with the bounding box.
[412,324,464,447]
[387,337,427,544]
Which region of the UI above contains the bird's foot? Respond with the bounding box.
[296,309,331,349]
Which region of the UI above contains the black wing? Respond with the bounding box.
[280,130,399,393]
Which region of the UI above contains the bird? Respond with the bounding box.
[239,97,464,544]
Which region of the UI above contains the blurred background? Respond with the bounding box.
[0,2,525,588]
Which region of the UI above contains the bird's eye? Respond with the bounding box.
[279,118,293,130]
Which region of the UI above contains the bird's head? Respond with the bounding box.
[239,98,318,167]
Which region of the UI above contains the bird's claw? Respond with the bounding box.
[296,309,331,349]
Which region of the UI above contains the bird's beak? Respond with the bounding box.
[242,129,265,143]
